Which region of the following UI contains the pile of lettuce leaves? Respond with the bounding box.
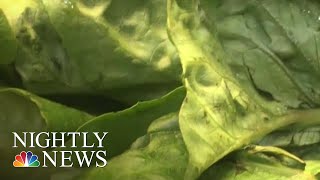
[1,0,320,179]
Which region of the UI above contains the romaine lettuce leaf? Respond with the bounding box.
[0,0,182,103]
[201,0,320,108]
[0,0,320,180]
[167,0,320,179]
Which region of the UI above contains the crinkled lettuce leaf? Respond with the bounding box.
[167,0,320,178]
[0,0,182,103]
[202,0,320,108]
[1,0,320,180]
[202,0,320,154]
[79,109,318,180]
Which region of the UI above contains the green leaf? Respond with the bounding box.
[80,112,188,180]
[0,88,93,143]
[64,86,185,160]
[0,9,17,64]
[260,126,320,147]
[0,88,93,150]
[306,160,320,178]
[4,0,182,103]
[69,87,186,179]
[167,0,320,179]
[199,151,317,180]
[201,0,320,108]
[44,87,185,179]
[201,0,320,154]
[288,144,320,177]
[0,87,93,177]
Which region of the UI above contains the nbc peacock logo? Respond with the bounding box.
[13,151,40,167]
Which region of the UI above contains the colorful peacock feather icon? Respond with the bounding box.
[13,151,40,167]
